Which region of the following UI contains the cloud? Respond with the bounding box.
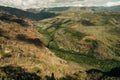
[0,0,119,9]
[106,1,120,7]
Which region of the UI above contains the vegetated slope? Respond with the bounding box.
[0,7,120,80]
[34,10,120,72]
[0,6,57,21]
[0,12,87,80]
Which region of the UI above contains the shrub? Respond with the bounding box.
[81,19,95,26]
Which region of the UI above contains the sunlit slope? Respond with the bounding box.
[34,11,120,70]
[0,12,86,79]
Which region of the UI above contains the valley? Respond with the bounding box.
[0,6,120,80]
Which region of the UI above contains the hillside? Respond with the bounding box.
[0,12,88,80]
[34,10,120,59]
[33,8,120,79]
[0,6,120,80]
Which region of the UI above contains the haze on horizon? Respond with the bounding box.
[0,0,120,9]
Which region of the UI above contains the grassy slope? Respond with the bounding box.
[0,12,86,79]
[33,11,120,71]
[0,8,120,79]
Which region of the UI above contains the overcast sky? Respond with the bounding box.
[0,0,120,9]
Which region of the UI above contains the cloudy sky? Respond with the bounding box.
[0,0,120,9]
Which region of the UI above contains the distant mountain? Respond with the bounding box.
[46,7,70,12]
[106,5,120,11]
[0,6,57,20]
[89,6,120,12]
[40,6,120,12]
[26,8,45,13]
[26,7,70,13]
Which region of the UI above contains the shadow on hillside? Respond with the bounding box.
[80,19,95,26]
[0,14,29,26]
[45,73,77,80]
[86,67,120,80]
[86,69,104,80]
[106,67,120,77]
[59,75,76,80]
[16,34,43,47]
[0,28,10,39]
[86,69,104,74]
[45,73,56,80]
[0,28,5,36]
[0,66,41,80]
[0,6,57,21]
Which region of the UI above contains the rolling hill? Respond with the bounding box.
[0,6,120,80]
[33,6,120,79]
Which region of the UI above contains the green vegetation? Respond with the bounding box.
[34,11,120,72]
[64,28,86,40]
[50,47,120,71]
[89,40,99,54]
[0,66,41,80]
[81,19,95,26]
[110,47,120,56]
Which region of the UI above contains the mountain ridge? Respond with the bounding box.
[0,6,57,21]
[26,5,120,13]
